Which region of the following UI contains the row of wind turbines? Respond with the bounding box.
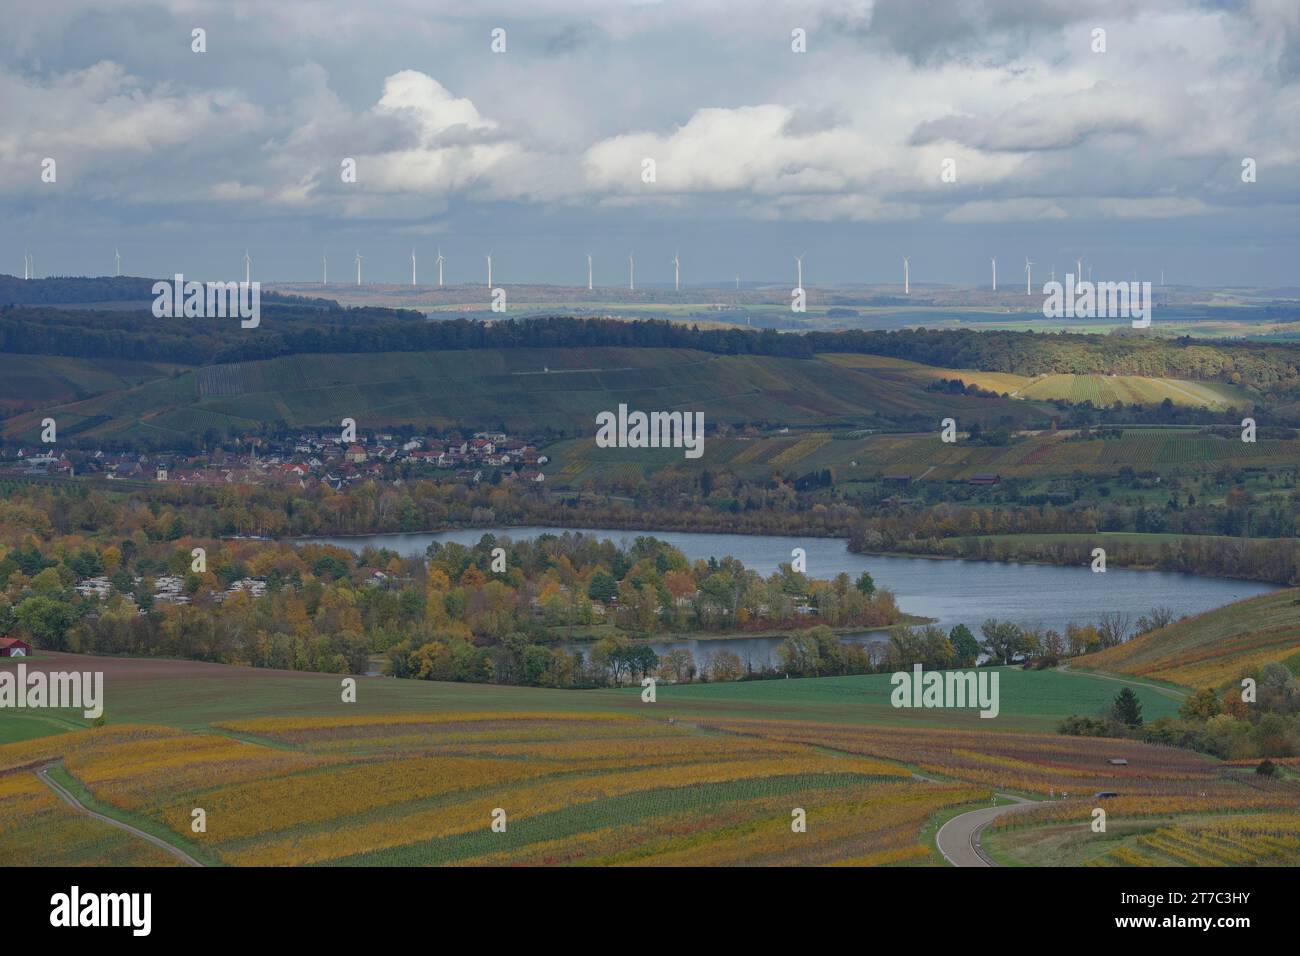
[327,250,1113,293]
[19,250,1157,293]
[19,248,124,280]
[327,249,686,291]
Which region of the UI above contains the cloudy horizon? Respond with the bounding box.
[1,0,1298,287]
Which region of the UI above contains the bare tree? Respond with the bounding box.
[1097,611,1134,648]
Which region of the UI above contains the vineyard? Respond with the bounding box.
[1078,588,1300,689]
[1,655,1294,867]
[544,425,1300,489]
[1,713,993,867]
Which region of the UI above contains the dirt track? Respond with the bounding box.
[36,764,204,867]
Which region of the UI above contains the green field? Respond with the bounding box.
[0,654,1180,740]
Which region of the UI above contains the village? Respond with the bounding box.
[0,429,549,490]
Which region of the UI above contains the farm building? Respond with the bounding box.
[0,637,33,657]
[968,473,1001,486]
[1107,758,1129,766]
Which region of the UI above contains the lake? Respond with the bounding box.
[310,526,1275,668]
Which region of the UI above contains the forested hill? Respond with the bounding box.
[3,300,1300,391]
[0,274,344,309]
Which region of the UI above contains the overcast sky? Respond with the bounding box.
[1,0,1298,287]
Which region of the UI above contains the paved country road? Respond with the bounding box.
[936,795,1039,867]
[36,764,204,867]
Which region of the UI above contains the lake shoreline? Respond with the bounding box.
[305,524,1276,668]
[291,523,1289,587]
[547,612,937,646]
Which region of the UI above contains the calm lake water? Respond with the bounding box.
[311,526,1276,668]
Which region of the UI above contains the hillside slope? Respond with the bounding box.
[820,354,1254,410]
[1,348,1048,444]
[1076,587,1300,688]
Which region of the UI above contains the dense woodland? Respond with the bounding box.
[0,494,904,686]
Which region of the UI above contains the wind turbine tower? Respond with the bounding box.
[485,253,493,288]
[411,249,417,286]
[23,250,30,281]
[628,253,635,291]
[1025,258,1033,295]
[322,252,327,285]
[795,255,804,291]
[587,254,593,291]
[436,248,445,287]
[244,250,251,285]
[355,251,363,286]
[903,256,910,295]
[115,249,121,277]
[991,257,997,292]
[673,252,680,292]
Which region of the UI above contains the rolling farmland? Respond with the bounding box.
[818,354,1254,410]
[0,348,1048,444]
[543,426,1300,488]
[2,654,1293,867]
[0,353,183,414]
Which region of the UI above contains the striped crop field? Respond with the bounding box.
[690,719,1246,797]
[2,712,1001,867]
[0,769,183,867]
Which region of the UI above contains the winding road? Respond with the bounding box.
[36,764,204,867]
[936,794,1039,866]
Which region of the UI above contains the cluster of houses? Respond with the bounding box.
[74,574,271,609]
[2,431,547,490]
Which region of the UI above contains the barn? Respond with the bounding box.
[0,637,33,657]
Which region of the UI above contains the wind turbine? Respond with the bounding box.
[1076,258,1083,281]
[673,251,680,292]
[23,250,30,281]
[322,251,327,285]
[628,252,635,291]
[735,274,740,290]
[411,249,417,287]
[794,255,804,291]
[903,256,910,295]
[115,248,121,277]
[1025,258,1033,295]
[485,252,493,288]
[991,256,997,292]
[436,248,445,287]
[244,250,251,285]
[587,253,593,291]
[355,251,363,286]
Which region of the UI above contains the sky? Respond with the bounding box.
[1,0,1298,288]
